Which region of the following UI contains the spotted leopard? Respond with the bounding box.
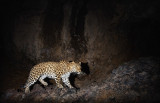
[24,61,82,93]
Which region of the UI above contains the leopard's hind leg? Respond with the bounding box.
[24,72,39,93]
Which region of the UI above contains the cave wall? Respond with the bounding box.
[1,0,160,71]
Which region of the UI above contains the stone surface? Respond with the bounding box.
[1,0,160,69]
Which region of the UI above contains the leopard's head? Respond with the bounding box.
[69,61,82,74]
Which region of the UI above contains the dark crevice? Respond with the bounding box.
[70,0,88,58]
[40,0,64,48]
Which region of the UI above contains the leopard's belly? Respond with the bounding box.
[40,73,56,79]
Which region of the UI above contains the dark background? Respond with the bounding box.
[0,0,160,92]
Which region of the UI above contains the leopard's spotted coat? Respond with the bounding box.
[24,61,82,93]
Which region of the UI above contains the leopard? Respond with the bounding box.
[24,60,82,93]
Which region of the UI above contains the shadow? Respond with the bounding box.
[81,62,90,75]
[69,73,79,89]
[44,78,53,85]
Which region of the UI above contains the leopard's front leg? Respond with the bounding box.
[61,73,73,88]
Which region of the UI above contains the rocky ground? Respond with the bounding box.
[0,57,160,103]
